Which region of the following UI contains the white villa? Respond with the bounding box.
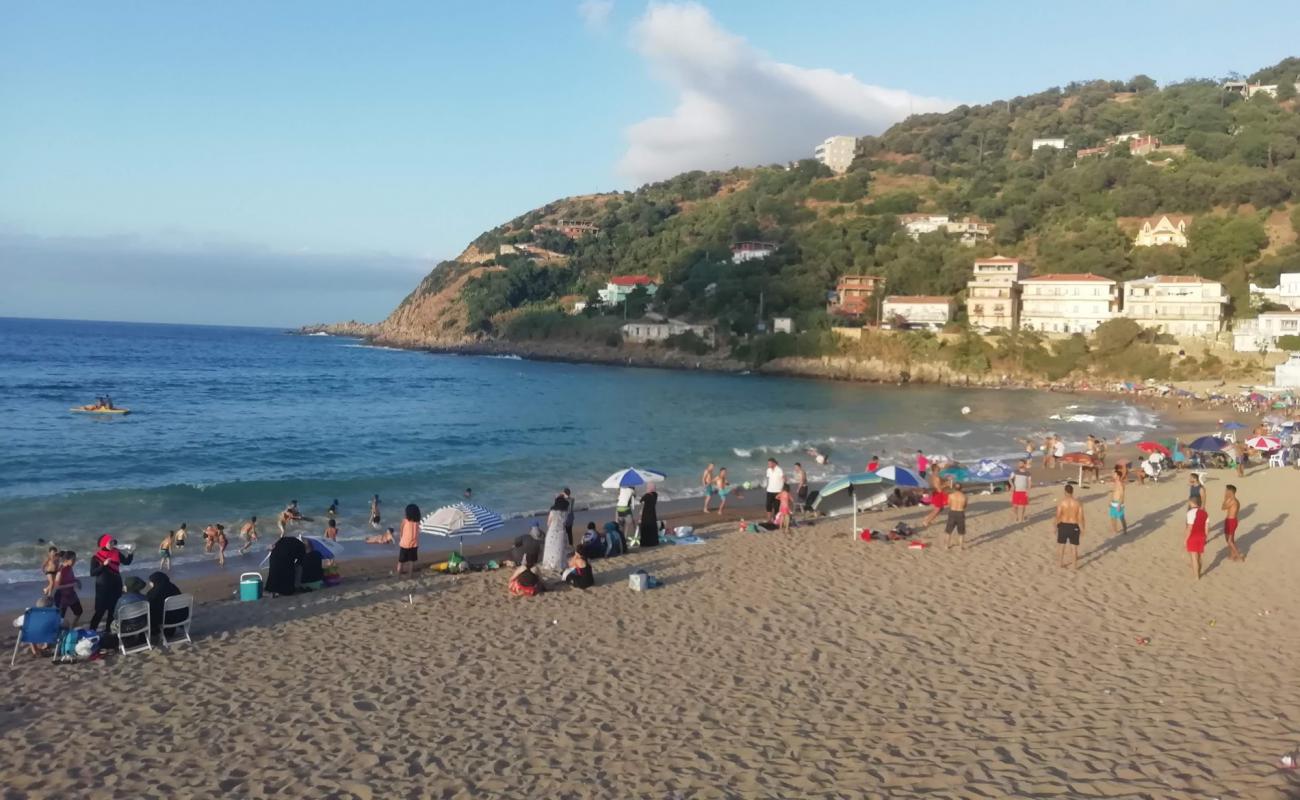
[622,319,714,346]
[1032,137,1067,150]
[597,275,658,306]
[1277,354,1300,388]
[1250,273,1300,311]
[1133,215,1190,248]
[730,241,778,263]
[1233,311,1300,352]
[899,214,991,246]
[881,296,953,331]
[966,256,1031,331]
[1122,275,1227,337]
[1018,274,1120,334]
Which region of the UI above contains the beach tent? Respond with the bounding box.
[812,472,885,537]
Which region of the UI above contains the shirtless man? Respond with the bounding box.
[713,468,731,514]
[701,463,716,512]
[1054,484,1085,569]
[943,483,968,551]
[239,516,259,555]
[203,524,220,553]
[278,507,294,536]
[1108,465,1127,536]
[1221,484,1242,562]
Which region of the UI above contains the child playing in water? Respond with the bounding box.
[159,530,174,571]
[215,525,228,566]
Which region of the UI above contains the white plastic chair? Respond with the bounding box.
[1269,451,1285,468]
[112,601,152,655]
[160,594,194,648]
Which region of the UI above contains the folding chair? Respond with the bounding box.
[10,607,62,666]
[1269,451,1285,468]
[112,601,152,655]
[160,594,194,648]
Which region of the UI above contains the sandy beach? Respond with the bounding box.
[5,426,1300,799]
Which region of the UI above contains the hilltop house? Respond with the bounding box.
[881,296,953,331]
[1133,215,1190,248]
[1032,137,1067,150]
[1233,311,1300,352]
[814,136,856,174]
[731,241,778,263]
[829,275,882,317]
[1122,275,1227,337]
[598,275,658,306]
[899,215,991,246]
[1018,274,1120,334]
[966,256,1031,330]
[1250,273,1300,310]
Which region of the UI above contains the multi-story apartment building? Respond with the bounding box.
[1018,274,1120,334]
[1122,275,1227,337]
[814,136,857,174]
[965,256,1031,330]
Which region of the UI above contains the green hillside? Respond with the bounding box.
[393,57,1300,358]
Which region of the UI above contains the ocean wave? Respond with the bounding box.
[938,430,972,438]
[308,331,330,337]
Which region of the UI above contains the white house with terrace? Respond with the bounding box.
[881,296,953,331]
[1017,274,1120,334]
[1233,311,1300,353]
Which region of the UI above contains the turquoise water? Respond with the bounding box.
[0,317,1161,584]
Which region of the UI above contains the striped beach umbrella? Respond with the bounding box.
[601,467,666,489]
[420,503,505,553]
[872,465,924,487]
[813,472,884,539]
[1246,435,1281,451]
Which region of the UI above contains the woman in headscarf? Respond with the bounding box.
[265,535,306,597]
[541,496,569,576]
[638,483,660,548]
[144,571,181,636]
[299,539,325,590]
[88,534,134,632]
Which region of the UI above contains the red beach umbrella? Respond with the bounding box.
[1246,435,1281,451]
[1136,441,1171,457]
[1060,452,1096,465]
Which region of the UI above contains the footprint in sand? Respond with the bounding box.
[353,700,378,713]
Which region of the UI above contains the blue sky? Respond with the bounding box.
[1,1,1296,325]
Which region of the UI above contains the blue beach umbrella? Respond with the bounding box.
[1220,421,1248,431]
[1187,435,1228,452]
[872,465,924,487]
[420,503,505,554]
[259,535,343,567]
[601,467,666,489]
[813,472,884,537]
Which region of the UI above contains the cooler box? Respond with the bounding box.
[628,573,648,592]
[239,572,263,601]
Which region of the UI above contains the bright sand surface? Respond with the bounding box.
[4,453,1299,797]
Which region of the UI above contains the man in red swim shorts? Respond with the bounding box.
[1185,495,1209,580]
[1009,460,1031,522]
[1221,483,1242,562]
[921,474,948,528]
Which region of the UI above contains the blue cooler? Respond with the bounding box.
[239,572,263,601]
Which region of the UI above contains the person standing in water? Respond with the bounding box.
[1221,484,1242,562]
[1108,465,1127,536]
[239,516,259,555]
[1054,484,1084,570]
[370,494,382,529]
[701,463,716,513]
[174,523,187,551]
[1185,495,1208,580]
[158,530,174,571]
[326,499,339,523]
[324,518,339,542]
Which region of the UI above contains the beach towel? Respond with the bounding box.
[670,535,705,545]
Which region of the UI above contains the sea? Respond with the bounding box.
[0,317,1162,589]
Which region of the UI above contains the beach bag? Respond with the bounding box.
[54,629,99,663]
[448,552,466,573]
[509,577,539,597]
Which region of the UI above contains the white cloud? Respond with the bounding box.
[617,2,953,183]
[578,0,614,32]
